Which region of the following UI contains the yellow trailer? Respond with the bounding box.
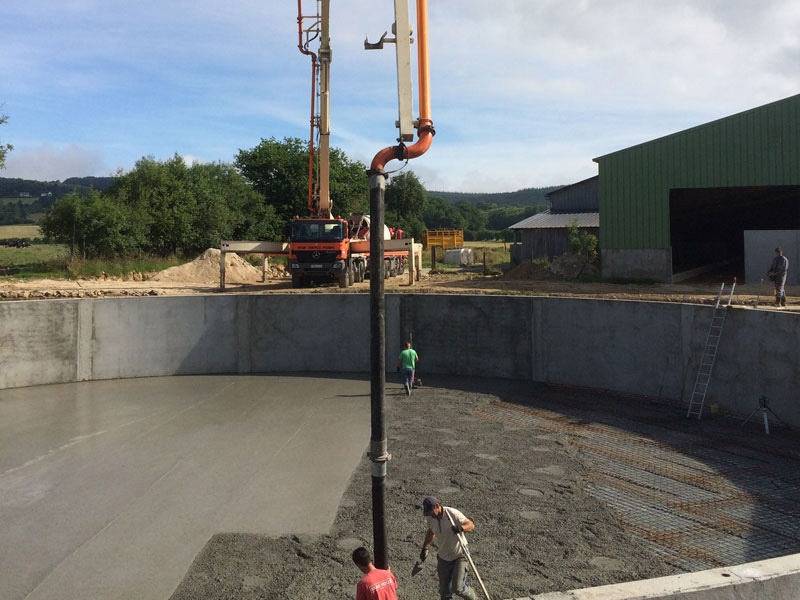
[421,229,463,250]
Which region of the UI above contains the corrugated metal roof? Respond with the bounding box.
[509,210,599,229]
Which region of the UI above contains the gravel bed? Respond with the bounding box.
[170,377,673,599]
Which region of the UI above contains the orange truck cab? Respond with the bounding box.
[289,216,406,288]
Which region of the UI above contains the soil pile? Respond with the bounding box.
[549,254,600,279]
[502,260,560,281]
[503,256,600,281]
[149,248,262,284]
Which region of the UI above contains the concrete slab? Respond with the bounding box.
[0,374,371,600]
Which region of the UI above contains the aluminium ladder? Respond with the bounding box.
[686,282,735,419]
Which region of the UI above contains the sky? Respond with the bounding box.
[1,0,799,193]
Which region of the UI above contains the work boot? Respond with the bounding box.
[782,297,787,307]
[404,383,410,395]
[776,297,781,307]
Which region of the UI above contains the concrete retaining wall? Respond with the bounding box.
[531,554,800,600]
[1,294,799,428]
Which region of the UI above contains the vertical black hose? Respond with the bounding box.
[368,168,389,569]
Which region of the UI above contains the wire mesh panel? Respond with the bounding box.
[477,396,800,571]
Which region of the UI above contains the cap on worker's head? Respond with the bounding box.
[776,247,782,252]
[422,496,439,516]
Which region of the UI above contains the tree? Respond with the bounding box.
[384,171,428,239]
[40,155,276,258]
[40,191,131,257]
[386,171,427,219]
[0,109,12,170]
[235,137,368,225]
[422,195,467,230]
[328,147,369,217]
[567,220,598,262]
[454,201,487,231]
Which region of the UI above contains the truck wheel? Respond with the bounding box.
[338,270,349,288]
[356,262,364,282]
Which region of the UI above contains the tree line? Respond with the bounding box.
[38,137,549,258]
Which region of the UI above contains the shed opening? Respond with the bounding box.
[669,186,800,279]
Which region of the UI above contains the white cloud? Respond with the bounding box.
[182,155,206,167]
[3,145,107,181]
[2,1,799,190]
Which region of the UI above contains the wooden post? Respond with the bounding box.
[416,249,421,281]
[483,252,487,274]
[219,251,226,290]
[262,254,268,282]
[432,246,436,269]
[407,238,414,286]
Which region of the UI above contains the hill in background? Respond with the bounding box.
[429,186,561,207]
[0,176,116,224]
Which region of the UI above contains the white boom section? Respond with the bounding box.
[220,241,290,254]
[393,0,414,141]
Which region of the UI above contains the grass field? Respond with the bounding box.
[0,197,38,206]
[0,244,69,277]
[0,244,186,279]
[464,241,510,249]
[422,241,510,270]
[0,225,42,239]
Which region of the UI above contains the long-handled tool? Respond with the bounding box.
[445,509,492,600]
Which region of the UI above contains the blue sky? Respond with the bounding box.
[2,0,799,192]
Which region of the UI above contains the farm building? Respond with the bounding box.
[509,176,599,260]
[595,93,800,282]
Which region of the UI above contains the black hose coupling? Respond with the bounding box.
[419,123,436,136]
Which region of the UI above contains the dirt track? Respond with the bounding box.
[0,270,796,310]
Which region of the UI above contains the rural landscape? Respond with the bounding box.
[3,1,800,600]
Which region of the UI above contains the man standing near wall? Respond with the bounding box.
[419,496,477,600]
[397,341,419,396]
[769,247,789,307]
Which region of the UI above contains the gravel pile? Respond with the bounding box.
[170,378,672,600]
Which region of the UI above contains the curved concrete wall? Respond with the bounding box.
[1,294,799,427]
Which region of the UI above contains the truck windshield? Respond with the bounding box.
[291,221,344,242]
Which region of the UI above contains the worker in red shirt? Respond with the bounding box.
[352,546,398,600]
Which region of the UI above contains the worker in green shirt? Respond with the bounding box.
[397,341,419,396]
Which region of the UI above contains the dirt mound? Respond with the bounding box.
[503,256,600,281]
[149,248,262,284]
[502,260,561,281]
[548,254,600,279]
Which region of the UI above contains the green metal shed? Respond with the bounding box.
[594,94,800,282]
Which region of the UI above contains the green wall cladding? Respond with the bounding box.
[595,94,800,249]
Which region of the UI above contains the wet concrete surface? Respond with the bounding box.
[0,375,370,600]
[170,377,675,600]
[4,374,799,600]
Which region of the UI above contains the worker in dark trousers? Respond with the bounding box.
[397,341,419,396]
[419,496,476,600]
[769,247,789,307]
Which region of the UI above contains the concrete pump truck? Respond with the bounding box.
[289,0,411,289]
[219,0,424,290]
